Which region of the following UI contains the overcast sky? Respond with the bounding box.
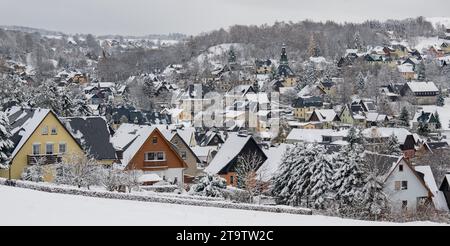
[0,0,449,36]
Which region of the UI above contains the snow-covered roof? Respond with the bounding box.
[414,166,449,212]
[286,129,341,143]
[138,173,162,183]
[245,93,269,104]
[362,127,413,143]
[397,64,414,73]
[8,108,51,160]
[310,109,337,122]
[406,82,439,93]
[111,124,174,164]
[205,133,253,174]
[191,146,217,157]
[366,112,387,122]
[257,144,293,182]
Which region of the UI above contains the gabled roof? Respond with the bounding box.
[62,116,117,160]
[309,109,339,122]
[384,157,433,198]
[423,142,449,153]
[205,133,266,174]
[415,165,449,211]
[6,107,83,162]
[406,82,439,93]
[112,125,185,168]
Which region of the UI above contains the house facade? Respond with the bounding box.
[383,157,433,213]
[0,108,84,180]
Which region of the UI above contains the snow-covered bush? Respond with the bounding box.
[54,153,101,189]
[189,174,227,197]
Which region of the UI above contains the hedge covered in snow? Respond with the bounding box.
[0,178,312,215]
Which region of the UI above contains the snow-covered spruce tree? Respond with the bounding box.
[308,145,334,209]
[399,106,410,127]
[358,172,390,220]
[189,174,227,197]
[272,143,325,208]
[307,34,320,57]
[356,71,365,93]
[416,61,426,81]
[0,111,13,169]
[382,133,402,156]
[437,89,445,107]
[346,127,361,148]
[435,111,442,130]
[332,143,365,213]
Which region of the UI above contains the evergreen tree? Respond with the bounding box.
[189,174,227,197]
[346,127,360,148]
[353,31,364,51]
[308,34,320,57]
[356,71,365,92]
[416,61,426,81]
[418,122,430,136]
[358,173,389,220]
[382,133,402,156]
[272,143,315,206]
[332,144,365,209]
[309,146,334,209]
[435,111,441,130]
[437,89,445,106]
[399,106,410,127]
[0,111,13,169]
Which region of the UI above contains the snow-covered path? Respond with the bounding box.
[0,186,441,226]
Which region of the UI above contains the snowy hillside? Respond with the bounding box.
[195,43,248,69]
[426,17,450,29]
[0,186,441,226]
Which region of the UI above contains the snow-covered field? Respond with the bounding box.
[0,186,442,226]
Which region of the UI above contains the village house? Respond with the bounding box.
[401,81,439,105]
[255,59,273,74]
[307,109,340,129]
[169,132,203,183]
[383,157,433,213]
[411,110,440,132]
[292,96,323,121]
[0,107,84,180]
[205,133,267,186]
[439,174,450,211]
[111,124,188,186]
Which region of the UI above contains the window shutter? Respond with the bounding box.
[395,181,401,190]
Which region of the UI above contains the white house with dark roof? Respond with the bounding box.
[383,157,433,212]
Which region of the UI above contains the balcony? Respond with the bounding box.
[27,154,62,165]
[143,160,168,169]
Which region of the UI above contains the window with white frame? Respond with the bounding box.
[42,126,49,135]
[51,126,57,135]
[181,151,187,160]
[32,143,41,155]
[46,143,54,155]
[145,151,165,161]
[59,143,67,154]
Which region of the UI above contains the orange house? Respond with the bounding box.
[118,127,188,186]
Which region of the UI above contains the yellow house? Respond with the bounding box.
[0,108,84,180]
[292,96,324,122]
[282,76,297,87]
[317,81,337,97]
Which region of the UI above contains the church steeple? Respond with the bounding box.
[280,43,288,65]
